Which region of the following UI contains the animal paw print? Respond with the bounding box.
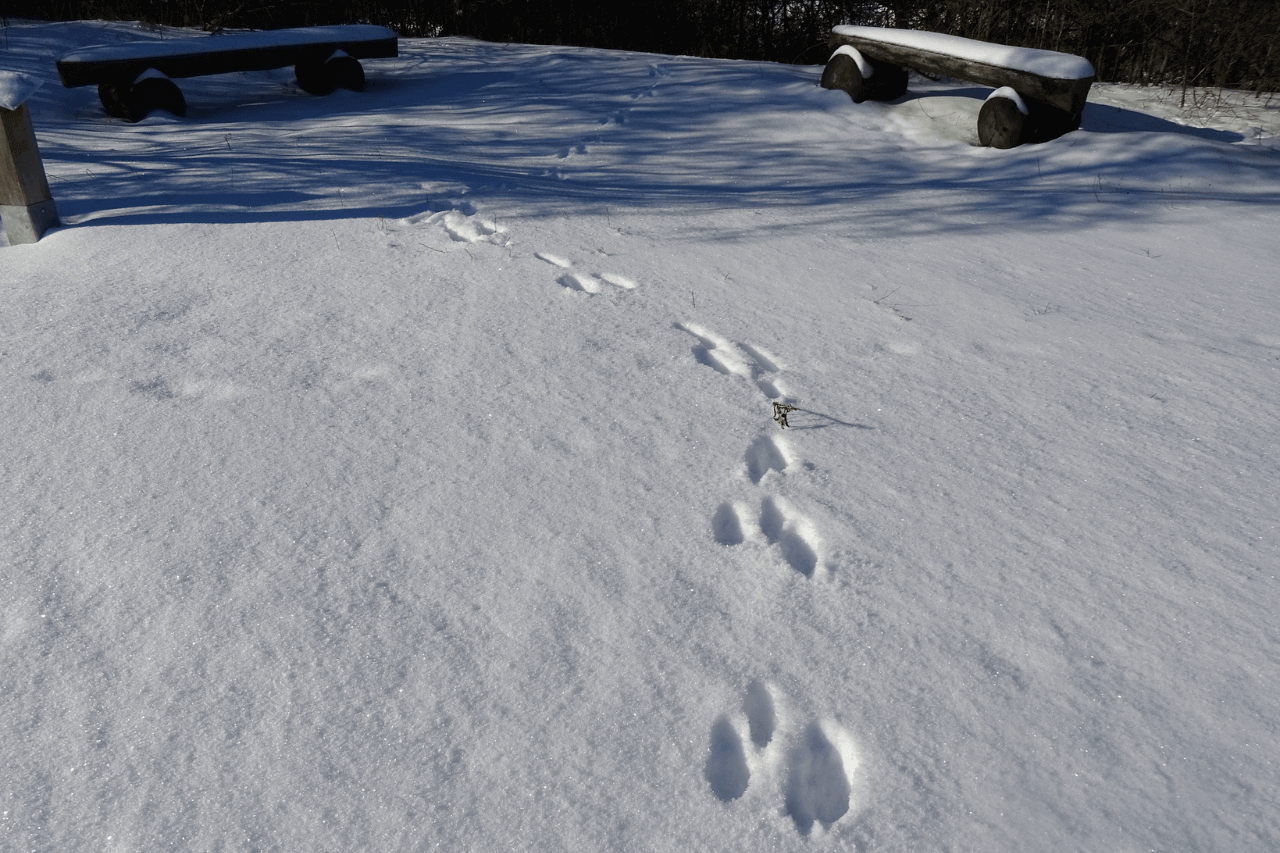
[676,322,788,400]
[712,496,821,578]
[398,208,507,246]
[705,682,857,837]
[784,722,856,836]
[705,680,777,801]
[536,251,638,295]
[744,434,788,484]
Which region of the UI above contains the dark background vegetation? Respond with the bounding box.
[6,1,1278,91]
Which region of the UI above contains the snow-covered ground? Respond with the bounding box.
[2,19,1279,852]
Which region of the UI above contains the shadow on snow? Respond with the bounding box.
[14,29,1278,237]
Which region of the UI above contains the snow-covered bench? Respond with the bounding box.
[821,26,1095,148]
[56,25,398,122]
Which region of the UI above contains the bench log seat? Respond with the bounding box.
[821,26,1095,147]
[57,25,398,122]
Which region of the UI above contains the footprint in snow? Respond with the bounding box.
[538,252,638,295]
[713,496,821,579]
[706,684,857,837]
[711,502,747,546]
[759,496,820,578]
[535,252,572,268]
[676,322,788,399]
[706,716,749,801]
[441,210,503,243]
[598,272,638,289]
[705,680,777,801]
[744,434,788,484]
[559,272,602,294]
[784,722,853,836]
[399,209,506,245]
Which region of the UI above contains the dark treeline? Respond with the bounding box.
[7,1,1277,91]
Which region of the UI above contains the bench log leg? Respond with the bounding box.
[295,51,365,96]
[821,49,907,103]
[979,90,1082,148]
[978,94,1026,148]
[98,70,187,123]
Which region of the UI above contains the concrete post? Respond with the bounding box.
[1,73,60,245]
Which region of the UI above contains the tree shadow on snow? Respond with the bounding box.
[25,35,1280,239]
[1080,102,1244,142]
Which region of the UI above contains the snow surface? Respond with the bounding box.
[0,70,42,110]
[832,25,1095,80]
[3,18,1280,853]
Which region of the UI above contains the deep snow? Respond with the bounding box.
[2,19,1279,852]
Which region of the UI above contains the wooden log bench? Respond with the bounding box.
[821,26,1095,148]
[56,25,398,123]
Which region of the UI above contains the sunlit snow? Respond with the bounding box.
[2,18,1279,852]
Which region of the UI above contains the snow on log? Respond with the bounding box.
[828,26,1093,120]
[826,26,1094,146]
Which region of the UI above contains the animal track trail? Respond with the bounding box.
[676,323,788,400]
[442,211,503,243]
[630,62,670,99]
[684,325,824,576]
[538,252,638,295]
[678,322,752,378]
[399,209,506,246]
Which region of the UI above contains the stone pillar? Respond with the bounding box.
[1,73,60,245]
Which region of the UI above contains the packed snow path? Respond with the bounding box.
[2,19,1279,853]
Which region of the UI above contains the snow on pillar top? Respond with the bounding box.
[0,72,44,111]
